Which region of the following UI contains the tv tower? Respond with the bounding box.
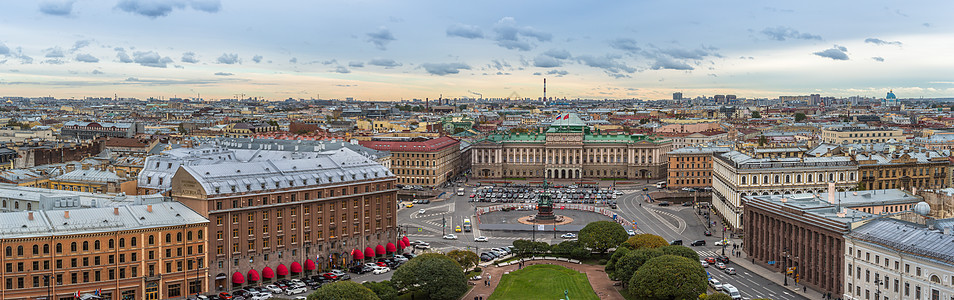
[543,78,547,105]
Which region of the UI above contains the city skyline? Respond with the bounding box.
[1,0,953,100]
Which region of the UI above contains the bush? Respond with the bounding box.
[391,253,467,300]
[605,247,630,275]
[629,255,707,300]
[474,267,482,273]
[613,248,662,286]
[598,259,608,265]
[308,281,380,300]
[623,234,668,250]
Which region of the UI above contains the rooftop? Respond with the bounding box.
[358,136,460,152]
[0,202,207,239]
[849,218,954,265]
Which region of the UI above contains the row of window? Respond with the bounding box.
[739,172,855,185]
[215,183,392,210]
[3,230,204,257]
[4,246,203,273]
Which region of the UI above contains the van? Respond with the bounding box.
[722,284,742,300]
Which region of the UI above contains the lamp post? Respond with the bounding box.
[43,274,51,300]
[874,278,882,300]
[782,248,791,286]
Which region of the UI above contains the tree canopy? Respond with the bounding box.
[512,239,551,256]
[390,253,467,300]
[308,281,380,300]
[362,281,398,300]
[613,248,662,286]
[623,234,668,250]
[578,221,628,253]
[751,111,762,118]
[605,246,630,275]
[794,112,807,122]
[658,245,700,262]
[446,250,479,270]
[701,293,734,300]
[629,255,708,300]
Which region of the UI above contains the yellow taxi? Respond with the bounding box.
[406,203,414,208]
[455,226,462,232]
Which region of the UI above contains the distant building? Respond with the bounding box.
[359,136,462,187]
[666,146,731,189]
[820,127,904,144]
[223,122,278,138]
[673,92,683,100]
[61,121,144,140]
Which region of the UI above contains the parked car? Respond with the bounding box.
[700,260,709,268]
[704,257,716,264]
[714,239,732,246]
[708,278,723,291]
[474,236,489,242]
[724,267,737,275]
[657,201,670,206]
[690,240,706,246]
[716,255,731,264]
[372,266,391,274]
[561,233,577,239]
[218,292,233,300]
[265,285,282,294]
[443,234,458,240]
[415,242,430,249]
[626,230,636,236]
[682,201,693,207]
[350,265,372,274]
[670,240,683,245]
[480,253,494,261]
[285,287,306,295]
[402,253,416,259]
[704,230,712,236]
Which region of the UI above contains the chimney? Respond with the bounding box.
[147,205,153,212]
[64,211,69,219]
[827,182,836,204]
[28,212,33,220]
[114,207,120,215]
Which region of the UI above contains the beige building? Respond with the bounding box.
[472,114,671,180]
[821,126,903,144]
[359,137,462,187]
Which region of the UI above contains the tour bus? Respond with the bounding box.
[655,181,667,189]
[457,188,465,196]
[463,219,472,232]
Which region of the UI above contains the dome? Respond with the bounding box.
[913,201,931,216]
[886,90,897,99]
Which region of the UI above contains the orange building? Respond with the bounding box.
[666,146,730,189]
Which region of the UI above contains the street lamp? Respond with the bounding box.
[782,248,791,286]
[874,278,882,299]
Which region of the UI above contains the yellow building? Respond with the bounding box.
[356,119,409,132]
[821,126,903,144]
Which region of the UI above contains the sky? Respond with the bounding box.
[1,0,953,101]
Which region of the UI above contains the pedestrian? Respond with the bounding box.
[484,280,488,286]
[803,286,806,293]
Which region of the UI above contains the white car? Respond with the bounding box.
[474,236,488,242]
[626,230,636,236]
[700,260,709,268]
[415,242,430,249]
[443,234,458,240]
[715,240,732,246]
[372,266,391,274]
[364,262,379,268]
[708,277,723,291]
[561,233,577,239]
[418,209,426,214]
[265,285,282,294]
[285,287,306,295]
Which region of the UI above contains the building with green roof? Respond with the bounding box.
[472,113,671,180]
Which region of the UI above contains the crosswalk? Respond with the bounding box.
[696,250,724,258]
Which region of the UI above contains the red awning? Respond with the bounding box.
[247,270,260,282]
[277,264,289,276]
[376,244,386,255]
[231,272,245,284]
[262,267,275,279]
[402,236,410,246]
[352,249,364,260]
[397,240,406,249]
[304,259,316,271]
[291,262,303,273]
[365,247,375,258]
[386,242,396,253]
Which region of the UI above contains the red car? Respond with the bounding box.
[321,272,338,280]
[218,292,232,299]
[376,262,388,268]
[705,257,716,264]
[469,194,476,198]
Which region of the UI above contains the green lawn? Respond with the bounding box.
[489,264,599,300]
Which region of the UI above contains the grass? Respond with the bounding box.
[489,264,600,300]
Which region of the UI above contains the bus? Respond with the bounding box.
[457,188,465,196]
[655,181,667,189]
[463,219,472,232]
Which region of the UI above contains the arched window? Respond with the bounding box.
[82,241,88,251]
[70,242,77,252]
[149,235,155,245]
[119,238,125,248]
[796,174,802,183]
[839,173,845,181]
[763,176,769,184]
[4,246,11,257]
[43,244,49,254]
[32,245,38,255]
[930,275,941,283]
[785,175,791,183]
[741,176,747,185]
[187,231,193,241]
[26,203,31,210]
[197,230,203,240]
[752,176,758,184]
[16,246,22,256]
[131,237,137,247]
[774,175,780,184]
[1,200,5,207]
[56,243,62,253]
[94,240,100,250]
[829,173,834,182]
[165,234,172,243]
[108,239,114,249]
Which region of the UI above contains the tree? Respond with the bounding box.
[308,281,380,300]
[629,255,707,300]
[794,112,807,122]
[453,127,466,134]
[658,245,699,262]
[751,111,761,118]
[757,135,768,146]
[578,221,628,253]
[446,250,479,270]
[390,253,467,300]
[362,281,398,300]
[613,248,662,286]
[622,234,668,250]
[605,247,630,275]
[512,239,550,257]
[458,104,467,110]
[700,293,733,300]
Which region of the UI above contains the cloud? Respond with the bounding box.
[115,0,221,18]
[348,61,364,68]
[872,56,885,62]
[0,43,9,56]
[446,24,484,39]
[761,26,822,41]
[289,57,297,63]
[864,38,902,46]
[487,59,512,71]
[368,58,401,68]
[492,17,552,51]
[132,51,174,67]
[91,69,104,74]
[609,38,640,53]
[532,72,542,75]
[214,72,233,76]
[333,66,351,73]
[813,45,849,60]
[216,53,239,64]
[651,56,694,70]
[13,47,33,64]
[69,40,91,52]
[252,55,263,63]
[421,62,470,75]
[335,84,357,87]
[576,54,636,76]
[116,49,133,63]
[43,59,66,65]
[366,27,396,50]
[656,47,719,60]
[181,52,198,63]
[39,0,75,16]
[542,49,571,60]
[546,69,568,76]
[533,55,562,68]
[75,53,99,63]
[321,59,337,65]
[45,47,65,58]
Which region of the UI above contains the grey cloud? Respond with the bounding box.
[252,55,263,63]
[546,69,568,76]
[45,47,65,58]
[116,0,221,18]
[133,51,174,67]
[348,61,364,68]
[533,55,562,68]
[217,53,239,64]
[532,72,542,75]
[651,56,694,70]
[366,27,396,50]
[70,40,91,52]
[335,84,357,87]
[761,26,822,41]
[181,52,198,63]
[43,59,66,65]
[495,72,511,75]
[0,43,9,56]
[421,62,470,75]
[289,57,298,63]
[609,38,640,53]
[872,56,885,62]
[488,59,512,71]
[39,0,75,16]
[91,69,104,74]
[575,54,636,75]
[368,58,401,68]
[542,49,571,60]
[813,46,849,60]
[334,66,350,73]
[321,59,337,65]
[657,47,718,60]
[75,53,99,63]
[214,72,233,76]
[14,48,33,64]
[446,24,484,39]
[116,51,133,63]
[864,38,902,46]
[492,17,552,51]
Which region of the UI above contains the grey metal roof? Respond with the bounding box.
[55,168,122,183]
[0,202,207,239]
[849,218,954,265]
